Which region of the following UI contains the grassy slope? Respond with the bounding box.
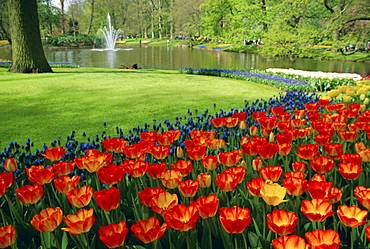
[0,68,281,148]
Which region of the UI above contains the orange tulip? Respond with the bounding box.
[337,130,358,142]
[310,156,335,174]
[0,225,16,248]
[292,161,307,172]
[208,138,226,150]
[338,162,362,180]
[53,175,80,194]
[186,145,207,161]
[307,111,321,122]
[282,177,307,196]
[97,163,125,184]
[16,183,44,204]
[164,204,199,231]
[151,192,178,215]
[272,235,309,249]
[101,137,127,153]
[249,125,259,135]
[260,166,283,182]
[246,177,265,197]
[278,143,292,156]
[161,170,183,189]
[313,134,332,146]
[295,144,320,160]
[178,180,200,197]
[257,116,277,130]
[252,158,263,171]
[323,143,343,160]
[260,183,289,206]
[66,186,93,208]
[197,173,211,188]
[340,153,362,164]
[304,102,319,112]
[219,206,251,233]
[131,217,167,244]
[41,146,66,161]
[94,187,121,212]
[256,143,279,159]
[355,186,370,209]
[216,172,239,192]
[61,208,96,235]
[74,152,112,173]
[277,121,292,131]
[190,194,219,219]
[0,172,13,197]
[171,160,193,177]
[122,143,147,159]
[98,221,128,248]
[223,166,246,184]
[291,118,306,128]
[53,161,76,176]
[31,207,63,232]
[3,158,17,172]
[270,106,285,116]
[138,187,166,207]
[300,199,334,222]
[189,130,216,139]
[120,159,148,177]
[217,149,243,167]
[267,209,298,235]
[305,229,340,249]
[337,205,369,227]
[156,130,180,145]
[147,162,167,179]
[150,145,171,160]
[26,165,58,185]
[140,130,158,141]
[202,155,218,171]
[359,148,370,162]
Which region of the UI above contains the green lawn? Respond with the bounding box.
[0,68,281,149]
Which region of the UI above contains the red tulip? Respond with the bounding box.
[94,187,121,212]
[310,156,335,173]
[171,160,193,177]
[186,145,207,161]
[0,225,16,248]
[99,221,128,248]
[304,102,319,112]
[120,159,148,177]
[3,158,17,172]
[53,175,80,194]
[272,235,309,249]
[26,165,58,185]
[257,116,277,130]
[189,130,216,139]
[31,207,63,232]
[147,162,167,179]
[267,209,298,235]
[355,185,370,209]
[260,166,283,182]
[270,106,285,116]
[164,204,200,231]
[340,153,362,164]
[190,194,219,219]
[102,137,127,153]
[156,130,180,145]
[246,177,265,197]
[16,183,44,204]
[219,206,251,233]
[300,199,334,222]
[61,208,96,235]
[275,132,293,144]
[122,143,147,159]
[305,229,340,249]
[252,158,263,171]
[0,172,13,197]
[131,217,167,243]
[178,180,200,197]
[313,134,332,145]
[53,161,76,176]
[292,161,307,172]
[41,146,66,161]
[323,143,343,160]
[295,144,320,160]
[140,130,157,141]
[139,187,166,207]
[338,162,362,180]
[337,205,369,227]
[282,177,307,196]
[256,143,279,159]
[97,164,125,184]
[217,149,243,167]
[66,186,94,208]
[216,172,239,192]
[150,145,171,160]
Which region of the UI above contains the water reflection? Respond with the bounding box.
[0,46,369,75]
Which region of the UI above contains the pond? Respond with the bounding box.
[1,45,369,75]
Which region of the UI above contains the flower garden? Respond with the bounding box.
[1,68,370,249]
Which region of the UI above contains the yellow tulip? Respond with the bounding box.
[260,183,289,206]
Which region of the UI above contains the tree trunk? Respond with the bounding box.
[8,0,52,73]
[87,0,95,35]
[60,0,65,34]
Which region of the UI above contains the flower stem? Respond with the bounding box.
[234,234,238,249]
[207,219,213,249]
[186,231,191,249]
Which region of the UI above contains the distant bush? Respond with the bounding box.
[47,34,98,47]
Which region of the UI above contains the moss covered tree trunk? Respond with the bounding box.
[8,0,52,73]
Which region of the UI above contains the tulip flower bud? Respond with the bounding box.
[250,126,258,136]
[239,160,247,169]
[239,120,247,130]
[4,158,17,172]
[176,146,184,158]
[197,173,211,188]
[364,98,370,105]
[252,158,263,171]
[360,94,366,101]
[269,131,275,143]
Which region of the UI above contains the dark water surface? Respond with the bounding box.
[1,46,369,75]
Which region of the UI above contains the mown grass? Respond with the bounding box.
[0,68,281,149]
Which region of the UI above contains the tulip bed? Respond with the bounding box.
[2,79,370,248]
[179,68,360,92]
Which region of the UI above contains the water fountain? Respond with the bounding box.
[98,13,122,50]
